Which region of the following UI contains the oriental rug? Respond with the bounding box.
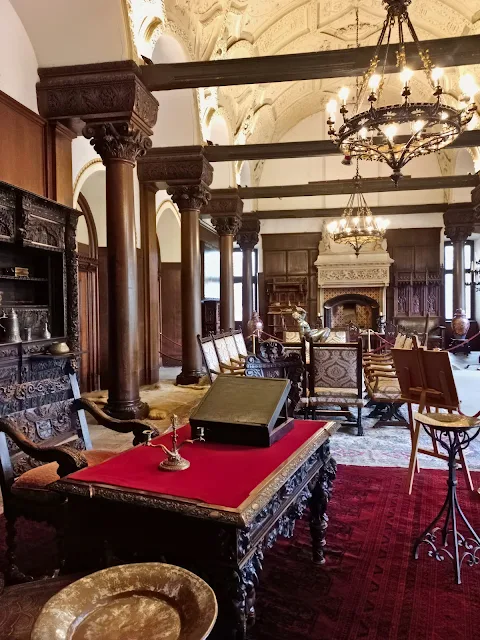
[1,466,480,640]
[252,465,480,640]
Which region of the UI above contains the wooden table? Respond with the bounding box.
[52,420,338,639]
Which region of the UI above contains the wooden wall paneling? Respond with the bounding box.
[47,122,75,206]
[161,263,182,366]
[0,90,47,196]
[139,184,160,384]
[287,249,309,274]
[261,233,322,325]
[98,248,109,389]
[264,250,287,275]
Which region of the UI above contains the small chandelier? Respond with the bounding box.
[326,0,478,185]
[327,165,390,256]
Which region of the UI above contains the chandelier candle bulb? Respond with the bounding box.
[400,67,413,85]
[368,74,381,92]
[338,87,350,104]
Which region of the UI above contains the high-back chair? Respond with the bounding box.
[0,364,156,581]
[197,334,223,383]
[232,329,249,359]
[224,331,243,365]
[245,342,305,415]
[212,333,245,374]
[302,339,364,435]
[392,347,472,494]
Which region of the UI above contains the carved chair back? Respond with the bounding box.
[245,341,305,415]
[197,335,221,383]
[0,369,90,498]
[232,330,248,357]
[308,340,363,398]
[385,321,397,345]
[347,322,360,342]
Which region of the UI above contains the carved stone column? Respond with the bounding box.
[444,206,475,313]
[236,216,260,334]
[209,194,243,330]
[137,148,213,385]
[37,62,159,418]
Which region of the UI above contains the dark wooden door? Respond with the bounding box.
[78,256,100,392]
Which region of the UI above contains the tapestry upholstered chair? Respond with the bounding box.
[245,341,305,416]
[0,365,157,583]
[392,347,473,494]
[224,331,244,365]
[301,339,364,435]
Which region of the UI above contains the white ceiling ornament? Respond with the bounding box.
[125,0,166,60]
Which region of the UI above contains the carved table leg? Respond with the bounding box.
[309,457,337,565]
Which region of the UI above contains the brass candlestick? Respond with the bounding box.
[144,414,205,472]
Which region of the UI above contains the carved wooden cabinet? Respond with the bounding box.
[201,299,220,336]
[0,181,79,387]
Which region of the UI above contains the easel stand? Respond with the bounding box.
[413,420,480,584]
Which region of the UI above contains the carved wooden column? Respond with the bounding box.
[37,62,159,418]
[137,148,213,385]
[236,216,260,334]
[444,206,475,313]
[209,194,243,330]
[140,183,160,384]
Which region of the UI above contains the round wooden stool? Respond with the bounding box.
[413,412,480,584]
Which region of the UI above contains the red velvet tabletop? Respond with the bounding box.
[68,420,328,510]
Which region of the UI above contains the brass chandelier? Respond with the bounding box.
[326,0,478,185]
[327,164,389,256]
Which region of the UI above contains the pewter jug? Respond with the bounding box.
[0,309,21,342]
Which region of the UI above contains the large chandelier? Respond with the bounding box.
[327,165,390,256]
[326,0,478,185]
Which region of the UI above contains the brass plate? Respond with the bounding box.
[31,563,218,640]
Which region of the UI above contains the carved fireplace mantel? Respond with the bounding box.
[315,226,394,326]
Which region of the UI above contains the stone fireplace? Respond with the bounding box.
[315,225,393,329]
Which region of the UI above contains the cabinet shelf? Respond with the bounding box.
[0,275,48,282]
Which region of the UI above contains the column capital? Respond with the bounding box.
[137,147,213,210]
[236,215,260,250]
[206,190,244,236]
[37,61,159,164]
[168,184,211,211]
[443,205,475,243]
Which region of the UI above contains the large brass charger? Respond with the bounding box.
[31,563,217,640]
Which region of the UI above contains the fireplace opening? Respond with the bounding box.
[324,294,379,330]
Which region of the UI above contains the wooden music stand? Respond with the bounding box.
[392,347,473,495]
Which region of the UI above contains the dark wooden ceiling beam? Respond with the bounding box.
[162,129,480,163]
[141,35,480,91]
[224,174,479,199]
[216,203,451,220]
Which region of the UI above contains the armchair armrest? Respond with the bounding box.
[0,418,88,478]
[74,398,159,446]
[220,363,245,373]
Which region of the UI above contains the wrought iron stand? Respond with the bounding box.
[413,423,480,584]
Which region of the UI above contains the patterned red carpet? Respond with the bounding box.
[252,465,480,640]
[1,466,480,640]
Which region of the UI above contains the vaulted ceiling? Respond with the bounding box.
[163,0,480,153]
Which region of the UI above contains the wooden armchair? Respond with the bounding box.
[197,334,244,384]
[301,339,364,435]
[0,365,158,583]
[212,333,245,374]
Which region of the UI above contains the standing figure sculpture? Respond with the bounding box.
[291,306,330,343]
